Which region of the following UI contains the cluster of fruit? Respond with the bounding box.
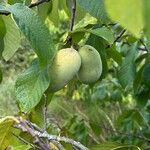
[48,45,102,92]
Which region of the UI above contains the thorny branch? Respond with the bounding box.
[0,0,51,16]
[13,118,88,150]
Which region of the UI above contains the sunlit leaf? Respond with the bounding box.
[7,3,55,67]
[0,16,6,57]
[72,26,114,44]
[105,0,144,38]
[48,0,59,26]
[15,59,50,113]
[13,145,31,150]
[2,15,21,61]
[0,116,19,150]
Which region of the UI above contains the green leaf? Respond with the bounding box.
[13,145,31,150]
[15,59,50,113]
[74,14,97,29]
[143,62,150,87]
[0,17,5,37]
[0,16,6,57]
[72,26,114,44]
[2,16,21,61]
[134,65,150,108]
[29,93,53,128]
[66,0,86,23]
[8,0,24,4]
[0,117,19,150]
[107,46,122,64]
[77,0,109,23]
[89,27,114,44]
[8,3,55,67]
[90,122,102,136]
[86,34,108,79]
[0,68,2,83]
[38,1,52,21]
[143,0,150,50]
[91,142,141,150]
[48,0,59,26]
[105,0,144,38]
[118,44,138,87]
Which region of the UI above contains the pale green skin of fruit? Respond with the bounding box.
[48,48,81,92]
[77,45,102,84]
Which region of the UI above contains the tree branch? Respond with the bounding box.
[67,0,76,46]
[139,39,148,51]
[0,11,10,16]
[70,0,76,31]
[14,119,51,150]
[106,29,126,49]
[29,0,51,8]
[14,118,88,150]
[37,132,88,150]
[44,94,49,131]
[114,29,126,43]
[12,132,38,149]
[0,0,51,16]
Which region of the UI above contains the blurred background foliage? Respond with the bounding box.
[0,0,150,149]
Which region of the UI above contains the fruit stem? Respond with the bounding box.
[68,0,76,47]
[70,0,76,32]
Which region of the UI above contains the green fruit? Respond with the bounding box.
[77,45,102,84]
[48,48,81,92]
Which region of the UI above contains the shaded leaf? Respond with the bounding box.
[107,46,122,64]
[78,0,109,23]
[86,34,108,79]
[0,68,2,83]
[143,62,150,87]
[118,44,138,87]
[90,122,102,136]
